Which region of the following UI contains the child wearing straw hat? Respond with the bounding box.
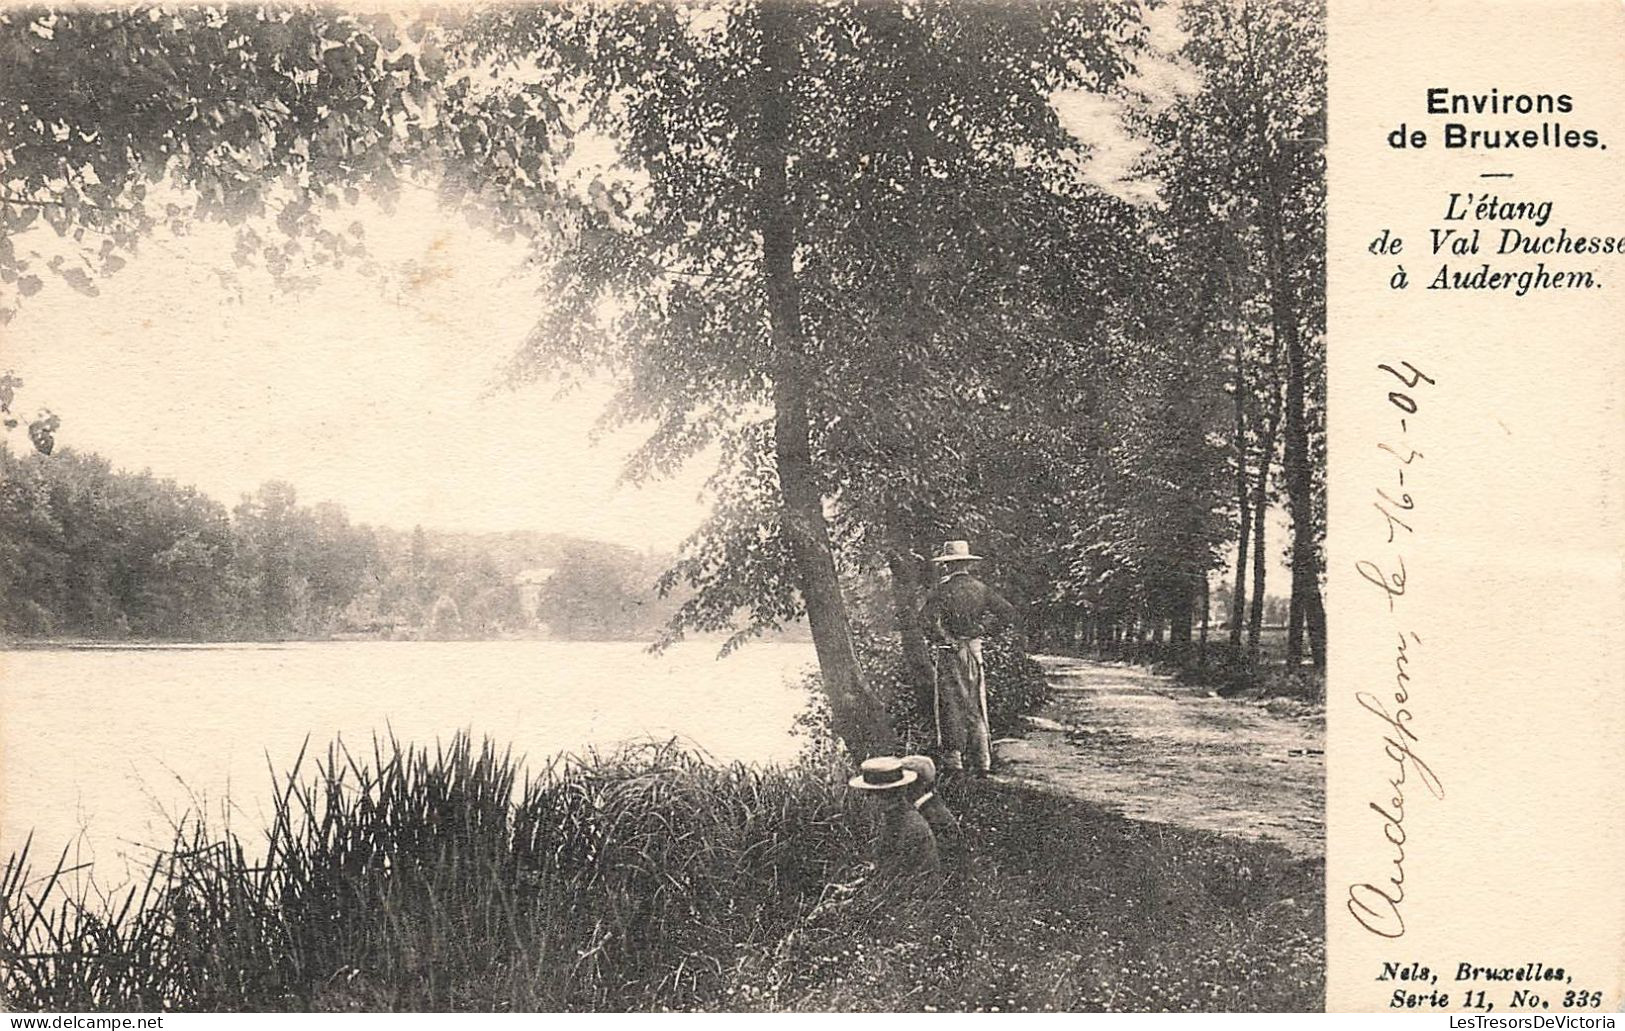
[898,754,962,867]
[848,757,940,877]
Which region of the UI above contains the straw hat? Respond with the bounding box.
[930,539,982,564]
[898,754,938,790]
[847,756,919,792]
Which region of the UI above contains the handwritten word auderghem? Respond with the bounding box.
[1348,360,1443,939]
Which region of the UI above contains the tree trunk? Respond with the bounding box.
[1307,587,1327,672]
[1247,301,1284,665]
[1197,573,1210,668]
[1287,575,1305,667]
[1248,487,1274,666]
[1246,426,1272,664]
[1258,159,1325,671]
[1229,333,1251,653]
[758,9,897,758]
[1169,585,1192,667]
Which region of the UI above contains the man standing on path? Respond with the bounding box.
[920,539,1016,777]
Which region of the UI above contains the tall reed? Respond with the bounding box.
[2,735,867,1011]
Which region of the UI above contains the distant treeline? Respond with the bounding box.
[0,447,682,642]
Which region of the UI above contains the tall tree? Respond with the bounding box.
[460,1,1146,754]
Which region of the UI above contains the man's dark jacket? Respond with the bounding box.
[921,572,1017,642]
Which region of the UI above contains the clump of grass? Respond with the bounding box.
[2,735,1323,1012]
[1172,649,1326,705]
[2,735,868,1011]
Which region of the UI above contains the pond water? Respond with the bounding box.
[0,639,817,882]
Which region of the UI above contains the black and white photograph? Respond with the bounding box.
[0,0,1328,1012]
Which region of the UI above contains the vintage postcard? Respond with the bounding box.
[0,0,1617,1016]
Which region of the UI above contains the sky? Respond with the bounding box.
[0,188,715,551]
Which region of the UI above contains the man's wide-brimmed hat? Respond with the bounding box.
[931,539,982,564]
[848,756,919,792]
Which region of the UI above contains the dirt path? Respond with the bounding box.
[991,656,1324,859]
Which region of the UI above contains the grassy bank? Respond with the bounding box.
[2,736,1322,1012]
[1169,655,1327,706]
